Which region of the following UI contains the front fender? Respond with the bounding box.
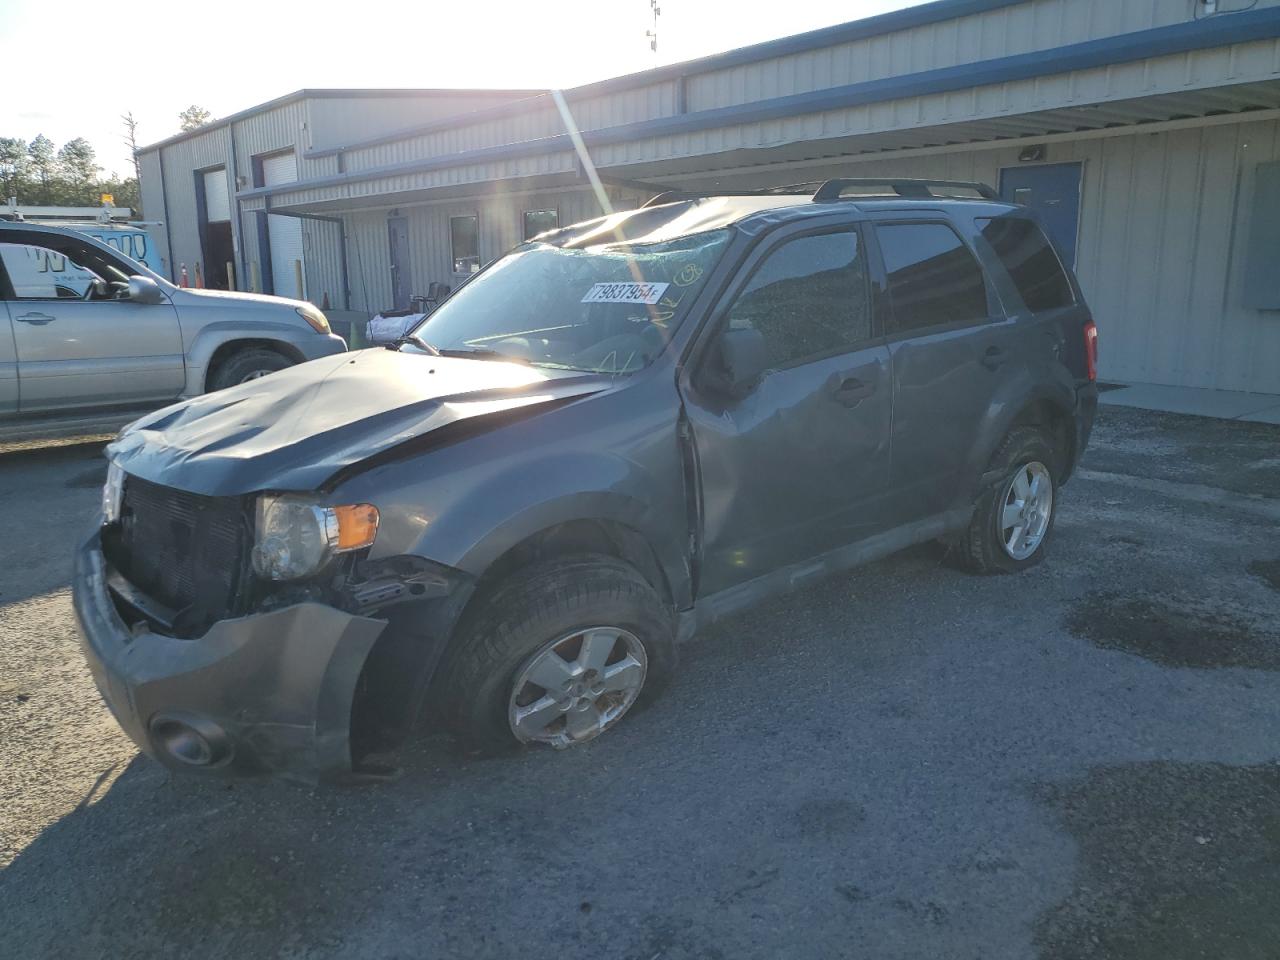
[347,448,690,607]
[183,320,335,394]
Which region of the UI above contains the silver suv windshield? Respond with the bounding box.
[413,229,731,373]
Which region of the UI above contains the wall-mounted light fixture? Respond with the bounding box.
[1018,144,1047,162]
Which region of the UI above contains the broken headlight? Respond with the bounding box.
[252,495,379,581]
[101,460,124,524]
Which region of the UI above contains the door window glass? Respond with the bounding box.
[725,230,870,367]
[450,215,480,274]
[977,217,1074,312]
[0,241,107,299]
[877,223,989,332]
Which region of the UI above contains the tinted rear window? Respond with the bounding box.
[978,217,1074,312]
[877,222,990,332]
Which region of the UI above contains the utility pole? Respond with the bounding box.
[646,0,660,59]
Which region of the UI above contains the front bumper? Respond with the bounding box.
[72,532,386,782]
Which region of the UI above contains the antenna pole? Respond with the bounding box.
[646,0,660,59]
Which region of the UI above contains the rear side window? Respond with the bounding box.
[978,217,1074,312]
[725,229,870,367]
[877,222,989,332]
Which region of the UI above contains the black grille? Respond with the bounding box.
[105,475,250,623]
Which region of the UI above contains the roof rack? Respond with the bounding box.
[811,178,999,201]
[640,183,820,208]
[639,178,999,208]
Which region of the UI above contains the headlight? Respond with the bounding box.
[294,304,331,335]
[101,460,124,524]
[252,495,379,581]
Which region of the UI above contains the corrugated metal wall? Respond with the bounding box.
[591,36,1280,172]
[136,150,171,279]
[686,118,1280,395]
[156,125,230,286]
[340,187,639,314]
[684,0,1280,111]
[307,93,542,152]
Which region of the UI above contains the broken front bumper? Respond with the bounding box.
[72,532,386,782]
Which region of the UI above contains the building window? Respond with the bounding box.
[450,215,479,274]
[522,209,559,241]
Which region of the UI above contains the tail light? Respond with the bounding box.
[1083,320,1098,382]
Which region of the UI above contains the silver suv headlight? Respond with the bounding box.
[101,460,125,524]
[294,304,331,334]
[252,495,379,581]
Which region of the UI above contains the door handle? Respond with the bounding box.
[15,312,55,325]
[832,377,876,407]
[980,346,1008,371]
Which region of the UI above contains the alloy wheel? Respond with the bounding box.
[507,626,648,748]
[999,460,1053,561]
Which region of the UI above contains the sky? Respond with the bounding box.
[0,0,927,178]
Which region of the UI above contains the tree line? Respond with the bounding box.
[0,133,140,213]
[0,107,216,217]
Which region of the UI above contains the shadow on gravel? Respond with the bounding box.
[1065,593,1280,671]
[1034,761,1280,960]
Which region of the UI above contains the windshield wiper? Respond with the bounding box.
[437,347,529,364]
[387,334,440,355]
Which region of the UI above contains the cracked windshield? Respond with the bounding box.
[412,229,730,373]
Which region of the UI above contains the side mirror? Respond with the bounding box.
[127,275,165,305]
[713,327,770,400]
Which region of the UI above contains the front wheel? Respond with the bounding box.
[433,555,676,752]
[209,348,292,391]
[954,426,1060,574]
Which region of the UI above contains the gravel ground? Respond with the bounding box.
[1,406,1278,959]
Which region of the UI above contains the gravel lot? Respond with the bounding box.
[2,406,1278,959]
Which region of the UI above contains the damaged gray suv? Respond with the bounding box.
[73,180,1099,781]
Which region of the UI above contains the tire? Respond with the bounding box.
[209,348,292,391]
[953,426,1060,575]
[433,555,676,753]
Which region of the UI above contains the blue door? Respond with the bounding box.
[999,162,1082,267]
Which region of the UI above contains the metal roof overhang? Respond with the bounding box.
[252,7,1280,214]
[267,84,1280,215]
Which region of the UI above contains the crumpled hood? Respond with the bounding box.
[108,348,607,496]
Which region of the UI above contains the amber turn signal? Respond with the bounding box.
[334,503,380,551]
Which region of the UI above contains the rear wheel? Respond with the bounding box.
[433,555,676,752]
[209,348,292,391]
[954,426,1060,574]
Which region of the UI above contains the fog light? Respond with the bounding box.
[149,714,229,767]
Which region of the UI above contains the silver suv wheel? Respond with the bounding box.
[999,460,1054,560]
[507,626,648,748]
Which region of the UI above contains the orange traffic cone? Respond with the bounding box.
[179,263,189,287]
[194,263,204,289]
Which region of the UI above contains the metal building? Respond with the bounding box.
[137,0,1280,395]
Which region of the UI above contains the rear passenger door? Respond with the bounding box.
[871,217,1014,521]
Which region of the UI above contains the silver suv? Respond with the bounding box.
[0,222,346,439]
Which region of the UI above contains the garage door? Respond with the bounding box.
[202,168,230,223]
[261,152,305,300]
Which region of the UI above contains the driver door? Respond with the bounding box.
[0,232,184,412]
[683,223,893,596]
